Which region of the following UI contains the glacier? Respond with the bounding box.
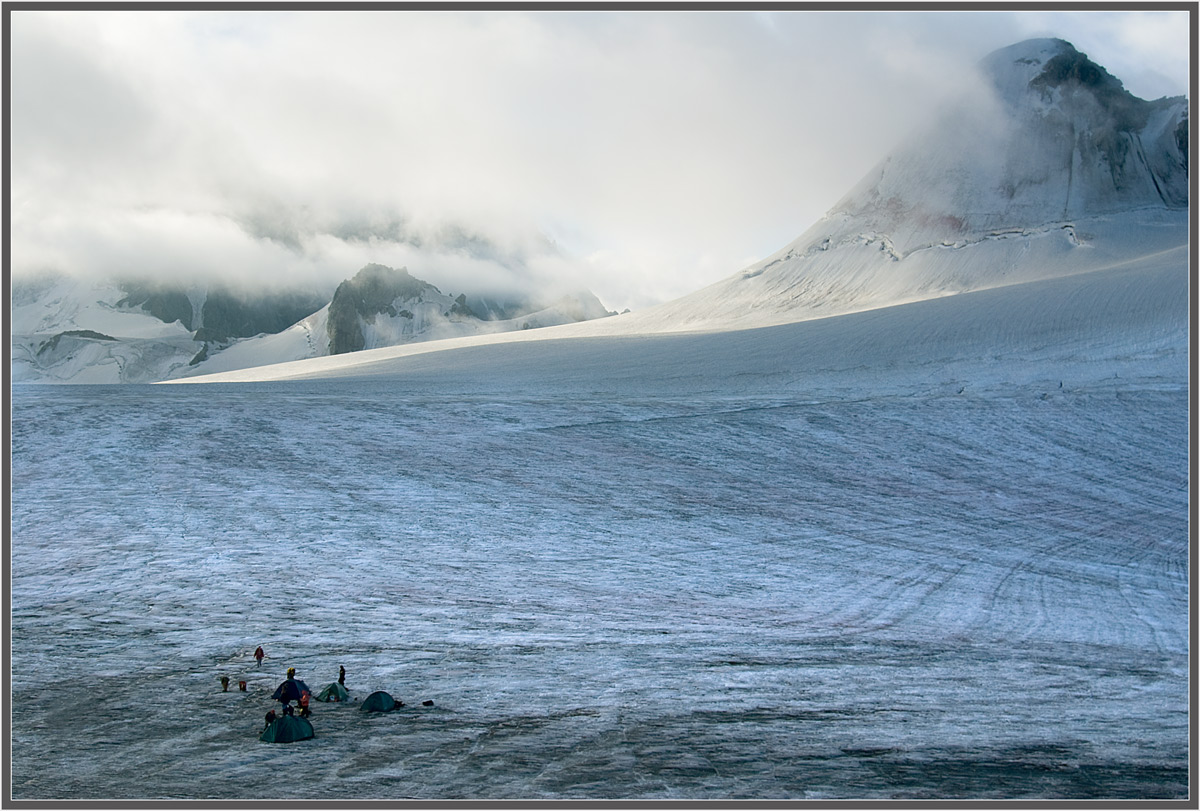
[8,36,1190,800]
[9,247,1188,799]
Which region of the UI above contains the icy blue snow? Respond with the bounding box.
[10,371,1187,799]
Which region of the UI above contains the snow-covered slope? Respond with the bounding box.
[595,38,1187,334]
[168,244,1187,392]
[10,274,206,383]
[172,37,1188,388]
[183,287,614,378]
[14,38,1188,385]
[11,264,613,383]
[172,265,613,378]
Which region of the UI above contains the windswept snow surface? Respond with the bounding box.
[10,247,1188,799]
[173,245,1185,390]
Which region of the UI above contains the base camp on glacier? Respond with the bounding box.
[8,12,1191,803]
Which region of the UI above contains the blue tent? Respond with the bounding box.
[272,678,312,704]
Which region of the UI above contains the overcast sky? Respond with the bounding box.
[9,8,1190,311]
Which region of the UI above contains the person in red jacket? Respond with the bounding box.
[254,646,265,667]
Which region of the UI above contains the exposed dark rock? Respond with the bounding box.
[327,264,437,355]
[37,329,117,355]
[198,288,325,344]
[117,280,325,344]
[449,293,479,319]
[1007,40,1189,210]
[117,282,194,330]
[1033,45,1123,94]
[1176,113,1188,173]
[1030,45,1152,133]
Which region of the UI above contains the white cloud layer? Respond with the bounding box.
[9,9,1190,311]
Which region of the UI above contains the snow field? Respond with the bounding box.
[9,373,1188,799]
[9,33,1189,798]
[10,231,1189,799]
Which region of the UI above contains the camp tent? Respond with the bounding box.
[260,715,315,743]
[316,682,350,702]
[360,690,399,712]
[272,678,312,703]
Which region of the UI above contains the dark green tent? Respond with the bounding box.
[316,682,350,702]
[360,690,399,713]
[260,715,315,743]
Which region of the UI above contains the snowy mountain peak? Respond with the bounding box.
[605,37,1189,334]
[981,37,1083,103]
[979,38,1185,199]
[981,38,1187,211]
[317,263,614,357]
[982,37,1175,112]
[326,264,440,355]
[12,261,616,383]
[826,38,1188,243]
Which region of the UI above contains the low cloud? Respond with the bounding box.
[10,10,1188,311]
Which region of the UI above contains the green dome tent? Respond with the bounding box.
[360,690,400,712]
[316,682,350,702]
[260,714,315,743]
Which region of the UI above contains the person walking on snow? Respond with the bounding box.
[254,646,265,667]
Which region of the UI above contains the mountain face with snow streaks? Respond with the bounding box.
[325,264,441,355]
[303,263,612,358]
[11,38,1188,384]
[11,263,614,383]
[611,38,1188,334]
